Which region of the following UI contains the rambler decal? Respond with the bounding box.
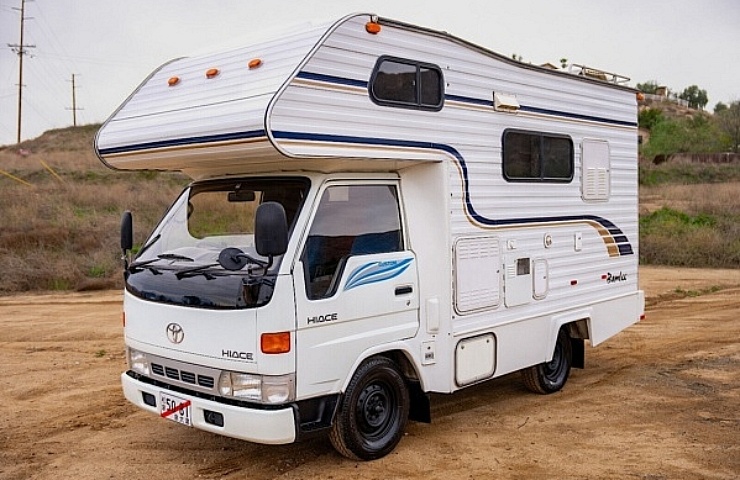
[606,271,628,284]
[344,258,414,291]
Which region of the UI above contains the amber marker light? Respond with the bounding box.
[261,332,291,354]
[248,58,263,69]
[365,21,381,34]
[205,68,220,78]
[636,92,645,102]
[167,76,180,86]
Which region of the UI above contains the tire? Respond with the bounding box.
[521,328,573,394]
[329,356,409,460]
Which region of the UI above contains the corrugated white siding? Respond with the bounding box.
[96,23,330,169]
[269,14,639,337]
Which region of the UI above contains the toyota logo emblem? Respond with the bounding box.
[166,323,184,344]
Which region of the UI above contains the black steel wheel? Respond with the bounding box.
[329,356,409,460]
[521,328,573,394]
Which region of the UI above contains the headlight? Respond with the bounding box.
[127,348,150,375]
[218,371,295,404]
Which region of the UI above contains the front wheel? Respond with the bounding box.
[521,328,573,394]
[329,356,409,460]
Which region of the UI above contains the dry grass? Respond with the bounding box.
[641,182,739,216]
[0,126,188,293]
[0,175,187,293]
[639,182,740,268]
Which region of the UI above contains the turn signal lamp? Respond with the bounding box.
[365,21,381,34]
[167,76,180,86]
[248,58,263,69]
[205,68,220,78]
[261,332,291,354]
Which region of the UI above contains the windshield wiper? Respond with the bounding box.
[175,263,220,280]
[136,233,161,258]
[128,261,163,274]
[128,251,193,270]
[157,253,194,262]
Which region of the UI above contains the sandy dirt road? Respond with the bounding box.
[0,266,738,480]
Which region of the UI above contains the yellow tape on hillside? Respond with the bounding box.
[0,168,33,187]
[40,160,64,183]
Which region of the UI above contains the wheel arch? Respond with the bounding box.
[551,314,590,369]
[341,346,431,424]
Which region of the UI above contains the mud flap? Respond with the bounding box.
[571,337,585,369]
[408,380,431,423]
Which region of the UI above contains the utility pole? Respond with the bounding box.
[7,0,35,144]
[67,74,83,127]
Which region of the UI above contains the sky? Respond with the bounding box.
[1,0,738,146]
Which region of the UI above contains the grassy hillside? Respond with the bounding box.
[0,125,188,293]
[0,126,737,294]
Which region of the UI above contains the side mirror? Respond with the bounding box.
[255,202,288,257]
[121,210,133,252]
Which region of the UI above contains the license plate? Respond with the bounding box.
[159,392,192,427]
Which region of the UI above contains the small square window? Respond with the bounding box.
[503,130,573,182]
[370,56,444,111]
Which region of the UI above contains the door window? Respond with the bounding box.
[302,185,403,299]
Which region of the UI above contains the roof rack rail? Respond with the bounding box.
[568,63,630,85]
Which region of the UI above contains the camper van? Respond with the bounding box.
[96,13,645,460]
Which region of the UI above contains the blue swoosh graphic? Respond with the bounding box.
[344,258,413,291]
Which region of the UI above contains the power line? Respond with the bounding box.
[32,3,83,74]
[7,0,35,144]
[66,73,82,126]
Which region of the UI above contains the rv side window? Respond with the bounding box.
[502,130,574,182]
[301,185,403,300]
[370,57,444,111]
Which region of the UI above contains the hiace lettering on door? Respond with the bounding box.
[307,312,338,325]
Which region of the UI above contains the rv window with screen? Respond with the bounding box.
[302,185,403,300]
[503,130,574,182]
[370,57,443,111]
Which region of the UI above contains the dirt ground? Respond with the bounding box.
[0,266,738,480]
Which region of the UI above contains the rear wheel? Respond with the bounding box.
[329,356,409,460]
[522,328,572,394]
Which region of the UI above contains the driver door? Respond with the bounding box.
[293,181,419,399]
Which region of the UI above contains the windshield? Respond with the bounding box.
[126,177,309,309]
[138,178,307,264]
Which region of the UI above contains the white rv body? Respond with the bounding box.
[97,14,644,459]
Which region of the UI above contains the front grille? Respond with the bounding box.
[151,361,215,391]
[198,376,215,388]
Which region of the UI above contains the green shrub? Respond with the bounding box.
[640,207,739,268]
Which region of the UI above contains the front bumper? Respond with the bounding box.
[121,372,297,444]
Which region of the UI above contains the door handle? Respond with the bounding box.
[395,285,413,296]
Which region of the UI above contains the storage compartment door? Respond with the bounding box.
[454,236,501,314]
[455,334,496,386]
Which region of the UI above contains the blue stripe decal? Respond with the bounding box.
[274,130,634,256]
[345,258,414,291]
[611,235,629,244]
[446,94,492,107]
[296,71,368,89]
[98,130,267,155]
[519,105,637,127]
[297,71,637,128]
